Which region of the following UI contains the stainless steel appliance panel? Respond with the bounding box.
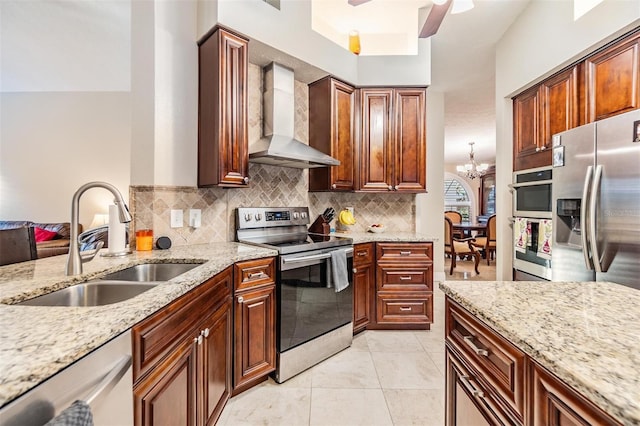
[552,123,596,282]
[593,110,640,288]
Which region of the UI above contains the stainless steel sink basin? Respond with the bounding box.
[101,263,201,282]
[17,281,159,307]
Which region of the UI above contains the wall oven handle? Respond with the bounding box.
[581,166,594,270]
[282,247,353,264]
[509,179,553,188]
[589,165,603,272]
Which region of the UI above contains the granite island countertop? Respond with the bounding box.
[439,280,640,425]
[0,242,277,408]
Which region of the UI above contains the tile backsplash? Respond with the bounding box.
[129,63,415,248]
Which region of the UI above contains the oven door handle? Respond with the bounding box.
[282,247,353,264]
[508,179,553,189]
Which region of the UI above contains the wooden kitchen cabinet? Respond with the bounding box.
[530,360,621,426]
[584,31,640,122]
[308,77,356,191]
[359,88,426,192]
[513,66,579,171]
[370,242,433,329]
[445,298,622,426]
[232,258,276,395]
[133,267,233,426]
[198,26,249,187]
[353,243,375,334]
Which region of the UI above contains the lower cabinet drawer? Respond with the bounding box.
[376,292,433,324]
[377,264,433,291]
[446,347,520,426]
[446,299,526,422]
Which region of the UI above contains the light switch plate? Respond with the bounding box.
[170,209,183,228]
[189,209,202,228]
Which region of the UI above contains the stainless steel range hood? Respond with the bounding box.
[249,63,340,169]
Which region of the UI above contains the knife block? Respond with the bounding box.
[308,216,331,235]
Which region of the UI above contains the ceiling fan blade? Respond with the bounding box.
[419,0,452,38]
[348,0,372,5]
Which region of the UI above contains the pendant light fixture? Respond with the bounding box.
[456,142,489,180]
[349,30,361,55]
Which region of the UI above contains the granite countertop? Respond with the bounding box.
[341,231,435,244]
[439,280,640,425]
[0,242,277,408]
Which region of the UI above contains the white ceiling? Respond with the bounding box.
[310,0,531,166]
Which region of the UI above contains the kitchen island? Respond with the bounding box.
[440,280,640,425]
[0,243,277,409]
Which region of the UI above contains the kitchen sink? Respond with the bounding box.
[16,281,159,307]
[101,263,201,282]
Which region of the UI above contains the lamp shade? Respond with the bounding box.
[89,213,109,229]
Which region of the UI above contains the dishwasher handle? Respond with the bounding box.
[84,355,132,408]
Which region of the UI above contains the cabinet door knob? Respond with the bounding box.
[536,147,541,152]
[243,177,249,184]
[332,183,337,189]
[197,335,203,345]
[388,185,393,190]
[540,145,547,151]
[202,328,210,338]
[238,296,244,303]
[394,185,398,191]
[353,268,357,273]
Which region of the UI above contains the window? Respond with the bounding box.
[444,177,472,221]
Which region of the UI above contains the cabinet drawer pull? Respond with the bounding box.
[463,335,489,356]
[399,307,412,312]
[357,251,367,257]
[399,276,412,281]
[460,375,485,398]
[399,251,411,256]
[248,272,268,280]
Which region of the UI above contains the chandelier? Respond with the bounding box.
[456,142,489,180]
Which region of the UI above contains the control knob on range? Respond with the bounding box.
[255,213,262,221]
[293,212,300,219]
[244,213,253,222]
[301,212,307,219]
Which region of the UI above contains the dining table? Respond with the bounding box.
[452,222,487,238]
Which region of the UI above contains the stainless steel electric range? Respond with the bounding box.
[236,207,354,383]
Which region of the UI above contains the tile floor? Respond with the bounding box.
[219,259,495,426]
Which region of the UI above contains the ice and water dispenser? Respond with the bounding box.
[556,199,582,247]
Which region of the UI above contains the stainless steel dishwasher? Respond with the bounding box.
[0,330,133,426]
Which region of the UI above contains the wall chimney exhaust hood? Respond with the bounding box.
[249,63,340,169]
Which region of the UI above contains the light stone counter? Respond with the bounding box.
[439,280,640,425]
[341,231,435,244]
[0,242,277,408]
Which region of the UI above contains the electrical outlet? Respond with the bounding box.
[170,209,183,228]
[189,209,202,228]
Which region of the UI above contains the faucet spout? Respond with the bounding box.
[66,181,131,276]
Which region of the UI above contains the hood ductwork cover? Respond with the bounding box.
[248,63,340,169]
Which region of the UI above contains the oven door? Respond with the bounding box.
[278,247,353,353]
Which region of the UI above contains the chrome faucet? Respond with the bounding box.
[66,181,132,276]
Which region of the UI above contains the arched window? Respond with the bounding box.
[444,173,476,222]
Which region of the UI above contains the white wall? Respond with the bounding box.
[0,1,132,227]
[494,0,640,280]
[417,90,445,282]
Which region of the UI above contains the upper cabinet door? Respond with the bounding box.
[585,33,640,122]
[540,66,579,148]
[359,88,394,191]
[393,88,426,192]
[198,27,249,187]
[309,77,356,191]
[513,86,541,159]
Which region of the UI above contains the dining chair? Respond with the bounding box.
[444,217,480,275]
[0,227,38,266]
[445,210,464,239]
[471,214,497,265]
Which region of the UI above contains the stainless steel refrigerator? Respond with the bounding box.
[552,109,640,289]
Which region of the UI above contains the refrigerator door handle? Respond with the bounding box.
[589,165,604,272]
[581,166,594,270]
